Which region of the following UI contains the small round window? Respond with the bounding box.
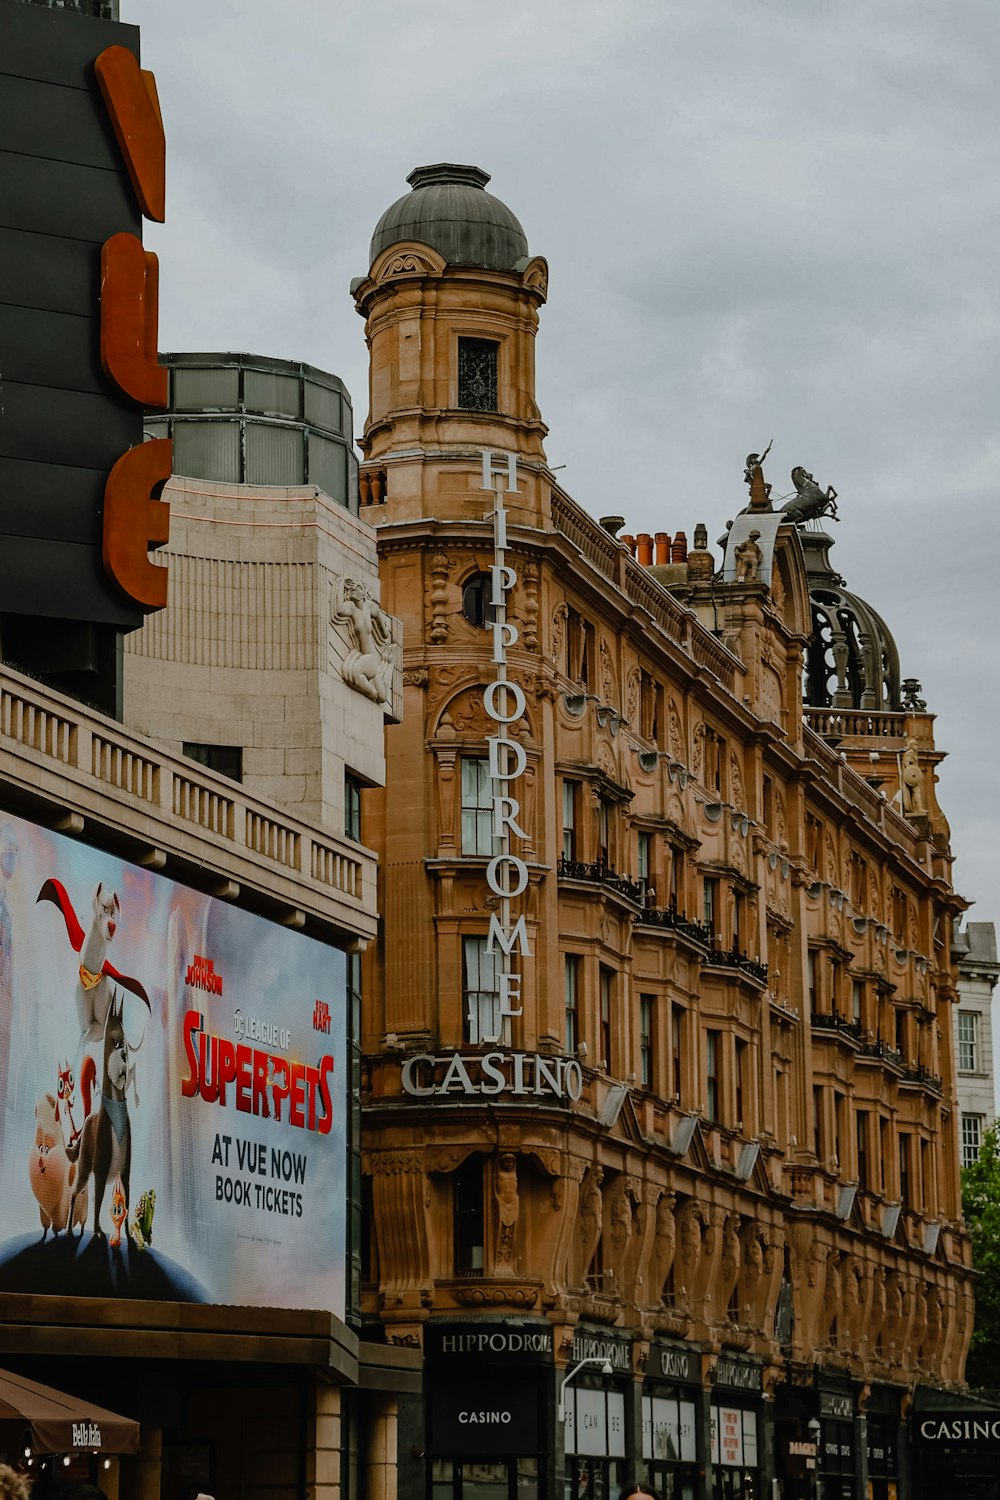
[462,572,497,628]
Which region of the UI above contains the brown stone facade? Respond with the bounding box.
[353,175,971,1500]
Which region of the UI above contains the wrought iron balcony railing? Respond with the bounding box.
[810,1012,864,1042]
[704,946,769,985]
[557,855,645,904]
[634,902,713,946]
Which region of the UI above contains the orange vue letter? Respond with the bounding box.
[94,45,166,222]
[100,233,168,408]
[103,439,172,612]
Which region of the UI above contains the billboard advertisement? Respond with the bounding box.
[0,811,346,1317]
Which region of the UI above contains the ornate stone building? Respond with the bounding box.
[352,165,973,1500]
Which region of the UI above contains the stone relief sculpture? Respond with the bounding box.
[781,466,838,525]
[493,1152,519,1270]
[607,1175,635,1289]
[649,1190,677,1302]
[331,575,398,709]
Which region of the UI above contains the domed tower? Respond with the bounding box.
[798,521,950,854]
[801,527,902,713]
[351,164,550,525]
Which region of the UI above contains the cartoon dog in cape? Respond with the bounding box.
[37,880,150,1094]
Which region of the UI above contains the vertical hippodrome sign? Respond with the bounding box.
[480,450,532,1044]
[94,44,172,612]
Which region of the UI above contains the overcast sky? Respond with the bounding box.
[130,0,999,929]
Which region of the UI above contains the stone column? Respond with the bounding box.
[309,1382,341,1500]
[364,1394,398,1500]
[133,1426,161,1500]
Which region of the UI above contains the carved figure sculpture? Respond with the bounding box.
[332,575,396,707]
[781,466,838,524]
[733,529,763,583]
[675,1198,702,1308]
[579,1165,604,1282]
[650,1191,677,1302]
[719,1212,742,1318]
[494,1152,519,1269]
[607,1175,634,1290]
[900,739,926,817]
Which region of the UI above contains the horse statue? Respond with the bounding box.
[781,466,838,524]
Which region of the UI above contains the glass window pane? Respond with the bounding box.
[172,366,239,409]
[244,369,300,417]
[310,433,348,504]
[245,422,304,485]
[173,419,240,482]
[304,379,342,432]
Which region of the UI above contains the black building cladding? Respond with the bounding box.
[0,0,152,704]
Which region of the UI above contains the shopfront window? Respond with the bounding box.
[710,1404,759,1499]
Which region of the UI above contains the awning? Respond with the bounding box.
[0,1368,139,1454]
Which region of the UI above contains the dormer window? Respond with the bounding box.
[458,338,498,412]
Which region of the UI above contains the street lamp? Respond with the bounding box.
[557,1357,614,1424]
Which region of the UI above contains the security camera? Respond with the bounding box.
[601,1360,613,1377]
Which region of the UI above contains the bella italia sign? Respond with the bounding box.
[479,449,531,1042]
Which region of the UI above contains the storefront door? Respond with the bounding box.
[432,1458,543,1500]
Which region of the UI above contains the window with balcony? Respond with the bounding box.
[703,876,719,939]
[958,1011,979,1072]
[851,979,864,1027]
[962,1114,983,1167]
[564,955,580,1053]
[453,1154,485,1274]
[461,757,494,856]
[640,995,655,1089]
[562,780,579,860]
[637,830,652,900]
[668,845,686,909]
[597,797,611,865]
[462,936,501,1045]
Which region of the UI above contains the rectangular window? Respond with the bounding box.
[562,780,578,860]
[735,1038,748,1129]
[805,813,821,873]
[344,772,362,842]
[183,741,243,783]
[600,967,613,1072]
[462,936,501,1045]
[895,1007,907,1057]
[762,775,773,836]
[669,846,685,910]
[672,1007,684,1102]
[851,979,864,1026]
[962,1114,983,1168]
[733,890,745,951]
[856,1110,869,1191]
[457,337,498,412]
[830,960,842,1016]
[813,1085,823,1160]
[564,955,580,1053]
[958,1011,979,1072]
[706,1029,721,1124]
[807,950,818,1012]
[453,1155,485,1273]
[461,757,494,856]
[899,1133,911,1208]
[640,995,654,1089]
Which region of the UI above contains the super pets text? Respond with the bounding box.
[181,1009,334,1134]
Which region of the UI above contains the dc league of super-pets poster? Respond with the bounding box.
[0,811,346,1316]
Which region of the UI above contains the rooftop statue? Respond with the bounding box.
[781,466,839,525]
[743,440,773,509]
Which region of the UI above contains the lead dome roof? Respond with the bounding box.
[369,164,530,272]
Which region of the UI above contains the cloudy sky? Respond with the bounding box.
[131,0,999,926]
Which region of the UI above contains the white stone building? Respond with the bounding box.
[953,921,999,1166]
